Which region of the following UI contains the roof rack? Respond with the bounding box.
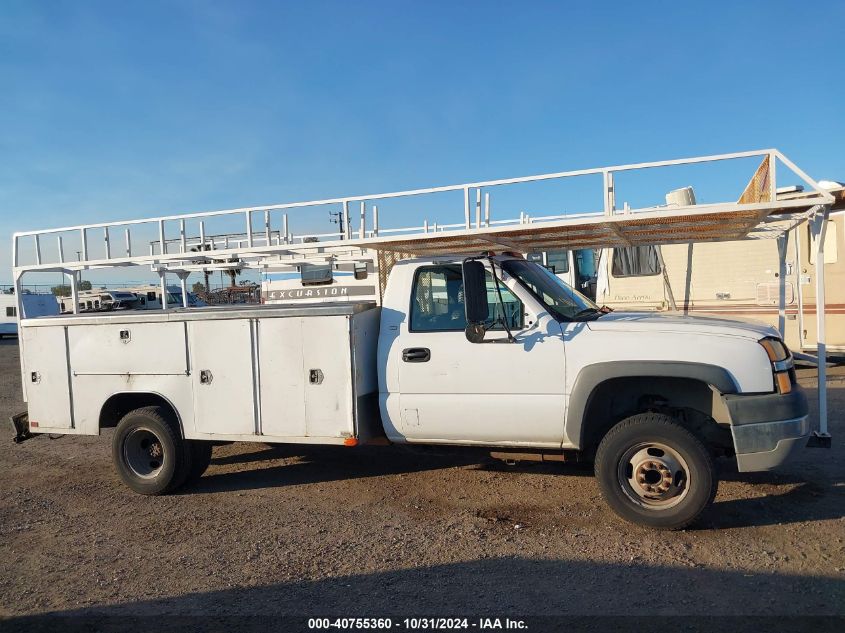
[12,149,838,277]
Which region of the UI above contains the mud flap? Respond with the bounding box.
[9,411,33,444]
[807,432,832,449]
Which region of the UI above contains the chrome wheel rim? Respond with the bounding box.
[616,442,690,510]
[123,427,166,479]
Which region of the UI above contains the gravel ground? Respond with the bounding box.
[0,337,843,621]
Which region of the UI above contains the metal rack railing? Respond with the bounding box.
[12,149,832,274]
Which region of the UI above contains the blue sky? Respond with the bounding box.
[1,0,843,287]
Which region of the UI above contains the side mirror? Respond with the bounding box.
[465,323,486,344]
[462,260,488,343]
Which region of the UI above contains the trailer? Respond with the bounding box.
[9,149,839,529]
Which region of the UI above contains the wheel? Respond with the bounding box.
[112,406,189,495]
[186,441,213,481]
[594,412,717,530]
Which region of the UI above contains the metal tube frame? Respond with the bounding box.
[810,208,830,438]
[11,149,835,275]
[776,233,789,338]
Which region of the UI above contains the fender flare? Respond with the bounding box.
[566,361,739,449]
[99,390,185,436]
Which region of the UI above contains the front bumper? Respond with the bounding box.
[730,416,810,472]
[723,385,815,472]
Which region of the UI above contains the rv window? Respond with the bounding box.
[300,263,333,286]
[545,250,570,274]
[6,307,16,317]
[410,265,522,332]
[611,246,660,277]
[808,224,838,264]
[575,249,597,278]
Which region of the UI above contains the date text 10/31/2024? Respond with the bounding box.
[307,618,528,630]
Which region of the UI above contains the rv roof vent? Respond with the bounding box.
[818,180,844,190]
[665,186,696,207]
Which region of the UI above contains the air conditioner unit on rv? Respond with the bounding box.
[665,186,696,206]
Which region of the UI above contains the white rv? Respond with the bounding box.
[533,186,845,356]
[120,285,207,310]
[262,257,378,304]
[0,292,59,338]
[57,285,206,314]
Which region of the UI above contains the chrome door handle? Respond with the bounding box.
[402,348,431,363]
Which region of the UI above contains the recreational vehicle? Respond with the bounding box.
[533,187,845,356]
[57,285,206,314]
[262,257,378,304]
[0,292,59,337]
[120,285,206,310]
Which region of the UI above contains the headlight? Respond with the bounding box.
[759,337,793,394]
[759,337,788,362]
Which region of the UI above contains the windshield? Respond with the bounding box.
[502,259,600,321]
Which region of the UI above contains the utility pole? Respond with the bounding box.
[329,210,345,240]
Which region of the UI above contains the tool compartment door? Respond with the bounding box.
[302,316,354,438]
[258,317,307,437]
[21,326,73,430]
[189,319,256,436]
[68,322,187,375]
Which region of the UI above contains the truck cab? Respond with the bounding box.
[378,254,811,528]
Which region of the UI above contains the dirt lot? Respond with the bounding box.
[1,337,844,623]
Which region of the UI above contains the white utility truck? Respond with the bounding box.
[10,150,837,529]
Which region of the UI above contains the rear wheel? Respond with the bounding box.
[594,412,717,530]
[112,406,189,495]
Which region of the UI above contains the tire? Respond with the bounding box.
[186,441,213,481]
[112,405,189,495]
[594,412,717,530]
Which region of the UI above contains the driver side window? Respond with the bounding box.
[410,265,523,332]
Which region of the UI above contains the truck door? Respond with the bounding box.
[393,263,566,447]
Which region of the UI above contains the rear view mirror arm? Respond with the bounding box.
[486,256,516,343]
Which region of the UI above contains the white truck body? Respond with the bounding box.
[22,302,381,445]
[19,256,804,468]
